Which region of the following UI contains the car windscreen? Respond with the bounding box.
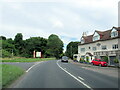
[62,56,68,59]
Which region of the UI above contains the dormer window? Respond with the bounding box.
[93,32,100,41]
[111,28,118,38]
[81,37,84,44]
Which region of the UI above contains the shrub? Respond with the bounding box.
[114,58,119,63]
[103,56,108,63]
[1,49,12,58]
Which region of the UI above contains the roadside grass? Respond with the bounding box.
[2,64,24,88]
[2,57,55,62]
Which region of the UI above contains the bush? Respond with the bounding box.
[1,49,12,58]
[114,58,119,63]
[103,56,108,63]
[73,58,77,60]
[79,58,85,63]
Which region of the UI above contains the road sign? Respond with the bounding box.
[36,52,41,58]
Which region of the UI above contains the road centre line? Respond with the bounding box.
[57,60,93,90]
[26,61,43,72]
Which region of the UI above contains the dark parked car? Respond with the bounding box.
[61,56,68,62]
[91,59,108,67]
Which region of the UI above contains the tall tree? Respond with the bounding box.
[65,41,79,59]
[46,34,63,59]
[14,33,24,55]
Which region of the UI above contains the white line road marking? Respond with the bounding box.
[78,76,84,81]
[26,61,43,72]
[57,60,93,90]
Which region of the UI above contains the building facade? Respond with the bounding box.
[76,27,120,65]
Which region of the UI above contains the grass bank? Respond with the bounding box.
[2,64,24,88]
[2,57,55,62]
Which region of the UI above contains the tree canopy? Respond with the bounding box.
[1,33,64,58]
[65,41,79,59]
[46,34,63,59]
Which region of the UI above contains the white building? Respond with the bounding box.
[76,27,120,65]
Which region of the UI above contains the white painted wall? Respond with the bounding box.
[78,38,119,61]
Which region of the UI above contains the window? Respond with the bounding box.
[89,47,91,49]
[102,45,107,50]
[111,29,118,38]
[92,47,97,51]
[81,48,85,52]
[93,32,100,41]
[112,44,118,49]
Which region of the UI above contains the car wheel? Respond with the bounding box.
[92,63,94,65]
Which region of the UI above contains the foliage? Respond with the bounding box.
[65,41,79,59]
[0,49,12,58]
[103,56,108,63]
[1,33,64,58]
[24,37,47,58]
[114,58,119,63]
[2,40,16,55]
[0,36,6,40]
[79,58,85,63]
[86,56,89,62]
[6,38,14,44]
[46,34,63,59]
[14,33,24,55]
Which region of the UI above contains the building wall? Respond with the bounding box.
[78,38,119,62]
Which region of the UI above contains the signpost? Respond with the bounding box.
[33,51,41,58]
[36,52,41,58]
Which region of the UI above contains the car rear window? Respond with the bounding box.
[62,56,68,59]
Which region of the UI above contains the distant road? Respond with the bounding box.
[7,60,118,89]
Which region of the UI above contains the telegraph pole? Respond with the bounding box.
[71,45,72,59]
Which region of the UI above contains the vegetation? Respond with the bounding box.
[45,34,63,59]
[114,58,119,63]
[103,56,108,63]
[2,58,55,62]
[2,64,24,88]
[65,41,79,59]
[0,33,64,59]
[79,58,85,63]
[0,49,12,58]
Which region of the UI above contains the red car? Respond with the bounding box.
[91,59,108,67]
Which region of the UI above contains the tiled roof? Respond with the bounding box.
[100,30,111,40]
[80,27,120,45]
[83,35,93,43]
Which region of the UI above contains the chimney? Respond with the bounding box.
[82,32,87,37]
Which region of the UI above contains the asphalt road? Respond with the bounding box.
[7,60,118,89]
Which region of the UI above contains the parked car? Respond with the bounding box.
[91,59,108,67]
[61,56,68,62]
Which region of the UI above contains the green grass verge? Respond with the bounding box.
[2,64,24,88]
[2,58,55,62]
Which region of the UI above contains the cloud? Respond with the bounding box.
[50,19,64,29]
[0,24,50,39]
[1,0,118,52]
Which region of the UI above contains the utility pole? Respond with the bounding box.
[71,45,72,59]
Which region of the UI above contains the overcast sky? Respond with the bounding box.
[0,0,119,52]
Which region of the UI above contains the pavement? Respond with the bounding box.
[4,60,118,89]
[69,60,119,78]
